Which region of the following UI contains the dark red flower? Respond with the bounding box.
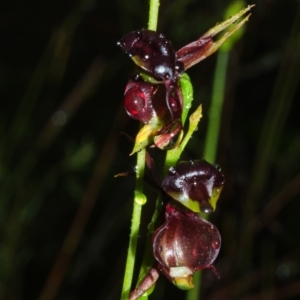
[152,203,221,289]
[118,6,253,153]
[123,75,184,152]
[162,160,225,213]
[117,29,184,82]
[118,30,184,152]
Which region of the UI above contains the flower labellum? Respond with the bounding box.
[117,29,184,82]
[162,160,225,213]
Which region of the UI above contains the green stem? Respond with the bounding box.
[121,1,160,299]
[121,148,146,300]
[186,50,229,300]
[203,50,229,164]
[148,0,160,31]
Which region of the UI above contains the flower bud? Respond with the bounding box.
[153,119,183,150]
[153,203,221,289]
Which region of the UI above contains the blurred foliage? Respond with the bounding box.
[0,0,300,299]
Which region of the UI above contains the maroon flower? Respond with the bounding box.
[162,160,225,213]
[123,75,184,152]
[118,30,184,152]
[117,29,184,82]
[152,203,221,289]
[118,6,253,153]
[124,6,255,299]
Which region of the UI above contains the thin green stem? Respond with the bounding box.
[187,3,250,298]
[148,0,160,31]
[121,148,146,300]
[186,50,229,300]
[203,50,229,164]
[121,1,160,299]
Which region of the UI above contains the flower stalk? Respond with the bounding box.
[121,1,160,299]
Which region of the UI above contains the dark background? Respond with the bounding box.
[1,0,300,299]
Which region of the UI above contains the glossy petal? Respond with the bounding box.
[124,77,158,123]
[127,81,184,154]
[153,203,221,288]
[162,160,225,213]
[117,30,183,81]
